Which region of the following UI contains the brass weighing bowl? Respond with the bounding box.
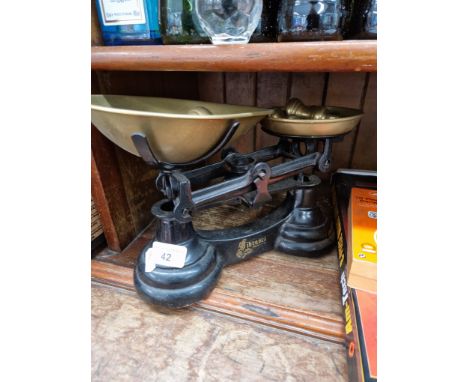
[91,95,272,164]
[264,106,363,137]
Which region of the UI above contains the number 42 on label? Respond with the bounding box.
[145,241,187,272]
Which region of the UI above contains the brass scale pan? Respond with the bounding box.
[91,95,363,164]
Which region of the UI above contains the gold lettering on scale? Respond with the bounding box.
[235,237,267,259]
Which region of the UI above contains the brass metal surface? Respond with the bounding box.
[264,106,363,137]
[285,98,330,120]
[91,95,272,163]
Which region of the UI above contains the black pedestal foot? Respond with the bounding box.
[133,200,224,308]
[275,183,335,256]
[134,239,223,308]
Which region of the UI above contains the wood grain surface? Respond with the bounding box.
[351,73,377,169]
[91,41,376,72]
[92,218,345,343]
[225,72,257,153]
[290,72,327,106]
[256,73,290,152]
[113,146,160,235]
[92,282,348,382]
[91,131,136,252]
[324,73,368,170]
[198,73,225,103]
[91,197,104,241]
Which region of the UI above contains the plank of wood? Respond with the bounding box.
[324,72,368,170]
[198,73,225,103]
[92,222,345,343]
[92,259,344,343]
[256,73,290,152]
[161,72,200,100]
[351,73,377,170]
[197,72,227,165]
[113,146,160,234]
[93,71,200,100]
[225,73,257,153]
[93,70,164,96]
[91,41,377,72]
[92,282,347,381]
[91,197,104,241]
[290,72,327,105]
[91,130,136,252]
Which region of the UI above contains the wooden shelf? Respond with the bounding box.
[91,40,376,72]
[92,221,345,343]
[92,282,348,381]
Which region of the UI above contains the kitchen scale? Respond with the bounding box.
[91,95,363,308]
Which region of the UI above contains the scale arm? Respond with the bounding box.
[173,152,322,221]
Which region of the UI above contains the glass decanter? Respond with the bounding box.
[194,0,263,44]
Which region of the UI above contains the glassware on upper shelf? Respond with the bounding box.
[160,0,210,44]
[95,0,162,45]
[348,0,377,39]
[250,0,279,43]
[194,0,263,45]
[277,0,346,42]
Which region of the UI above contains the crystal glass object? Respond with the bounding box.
[95,0,162,45]
[194,0,263,44]
[277,0,344,42]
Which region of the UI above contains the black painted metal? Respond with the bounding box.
[131,124,346,308]
[275,179,335,255]
[199,193,296,265]
[134,199,223,308]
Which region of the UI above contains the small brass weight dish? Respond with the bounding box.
[91,95,363,308]
[265,98,363,138]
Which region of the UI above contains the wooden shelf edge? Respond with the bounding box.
[92,259,345,343]
[91,40,376,72]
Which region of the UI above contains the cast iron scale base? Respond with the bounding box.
[132,121,345,308]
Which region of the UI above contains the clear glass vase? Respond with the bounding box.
[194,0,263,45]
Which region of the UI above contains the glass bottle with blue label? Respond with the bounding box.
[277,0,346,41]
[95,0,162,45]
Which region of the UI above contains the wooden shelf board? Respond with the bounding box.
[91,40,376,72]
[92,282,348,381]
[92,222,345,344]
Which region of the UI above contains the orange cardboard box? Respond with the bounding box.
[347,188,377,293]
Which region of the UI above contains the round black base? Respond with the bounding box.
[275,223,335,256]
[275,185,335,256]
[134,239,224,309]
[134,199,224,308]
